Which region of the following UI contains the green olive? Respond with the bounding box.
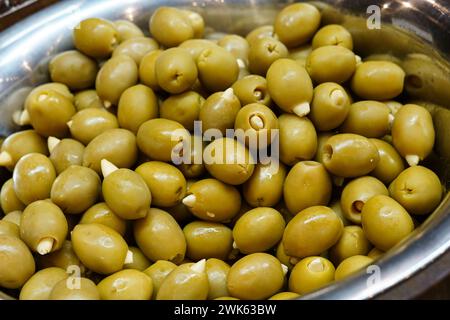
[112,37,159,65]
[321,133,380,178]
[72,223,129,274]
[391,104,435,166]
[218,35,249,64]
[69,108,119,145]
[184,221,233,260]
[25,83,74,104]
[199,89,241,135]
[19,267,68,300]
[227,253,285,300]
[49,138,85,175]
[139,50,163,91]
[177,136,207,178]
[312,24,353,50]
[74,90,104,110]
[95,54,138,107]
[1,179,25,214]
[50,277,100,300]
[143,260,177,299]
[276,241,294,271]
[267,59,313,116]
[160,91,204,132]
[37,240,84,272]
[314,132,333,163]
[233,207,285,254]
[80,202,126,236]
[98,269,153,300]
[183,178,241,222]
[330,200,351,227]
[51,165,100,214]
[49,50,98,90]
[289,256,335,294]
[283,206,343,259]
[340,176,389,224]
[310,82,351,131]
[123,246,152,271]
[83,128,138,174]
[20,200,68,255]
[246,25,275,46]
[232,75,271,106]
[269,292,300,300]
[274,3,321,48]
[180,10,205,38]
[0,220,20,237]
[367,247,384,259]
[329,226,372,264]
[13,153,56,205]
[334,255,374,281]
[2,210,22,226]
[389,166,442,216]
[248,37,288,76]
[361,195,414,251]
[197,46,239,92]
[149,7,194,48]
[284,161,332,215]
[114,20,144,42]
[384,100,403,115]
[157,260,209,300]
[134,208,186,264]
[243,162,287,207]
[369,139,405,184]
[351,61,405,100]
[0,235,35,289]
[206,258,230,300]
[73,18,118,58]
[179,39,218,61]
[135,161,186,207]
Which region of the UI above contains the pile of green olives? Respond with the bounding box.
[0,2,444,300]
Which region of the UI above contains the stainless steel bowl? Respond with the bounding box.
[0,0,449,300]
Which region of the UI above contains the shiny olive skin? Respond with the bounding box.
[369,139,405,184]
[74,90,104,110]
[312,24,353,50]
[0,129,48,169]
[26,89,76,138]
[49,138,85,175]
[199,89,241,135]
[218,34,249,64]
[2,210,22,226]
[135,161,186,208]
[361,195,414,251]
[49,50,98,90]
[160,91,204,132]
[246,25,275,46]
[276,241,294,271]
[50,277,100,300]
[149,7,194,48]
[143,260,177,299]
[278,114,317,165]
[267,59,313,115]
[0,235,35,289]
[334,255,374,281]
[284,161,332,215]
[233,207,285,254]
[114,20,144,42]
[184,221,233,260]
[83,128,138,174]
[340,176,389,224]
[50,165,100,214]
[206,258,230,300]
[269,292,300,300]
[72,223,129,274]
[37,240,84,272]
[155,48,198,94]
[137,118,190,162]
[310,82,351,131]
[248,37,288,76]
[243,162,287,207]
[232,75,271,106]
[19,267,68,300]
[179,39,218,60]
[227,253,285,300]
[392,104,435,165]
[73,18,118,58]
[329,226,372,264]
[0,220,20,237]
[1,179,25,214]
[289,256,335,294]
[139,50,163,91]
[134,208,186,264]
[124,246,151,271]
[20,200,68,254]
[389,166,442,216]
[13,153,56,205]
[25,83,74,104]
[184,178,241,222]
[112,37,159,65]
[69,108,119,145]
[181,10,205,38]
[274,3,321,48]
[102,168,151,220]
[197,46,239,92]
[204,138,255,185]
[177,136,206,179]
[368,247,384,259]
[80,202,126,236]
[341,101,392,138]
[98,269,153,300]
[306,46,357,84]
[95,54,138,107]
[351,61,405,100]
[321,133,380,178]
[157,262,209,300]
[283,206,343,258]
